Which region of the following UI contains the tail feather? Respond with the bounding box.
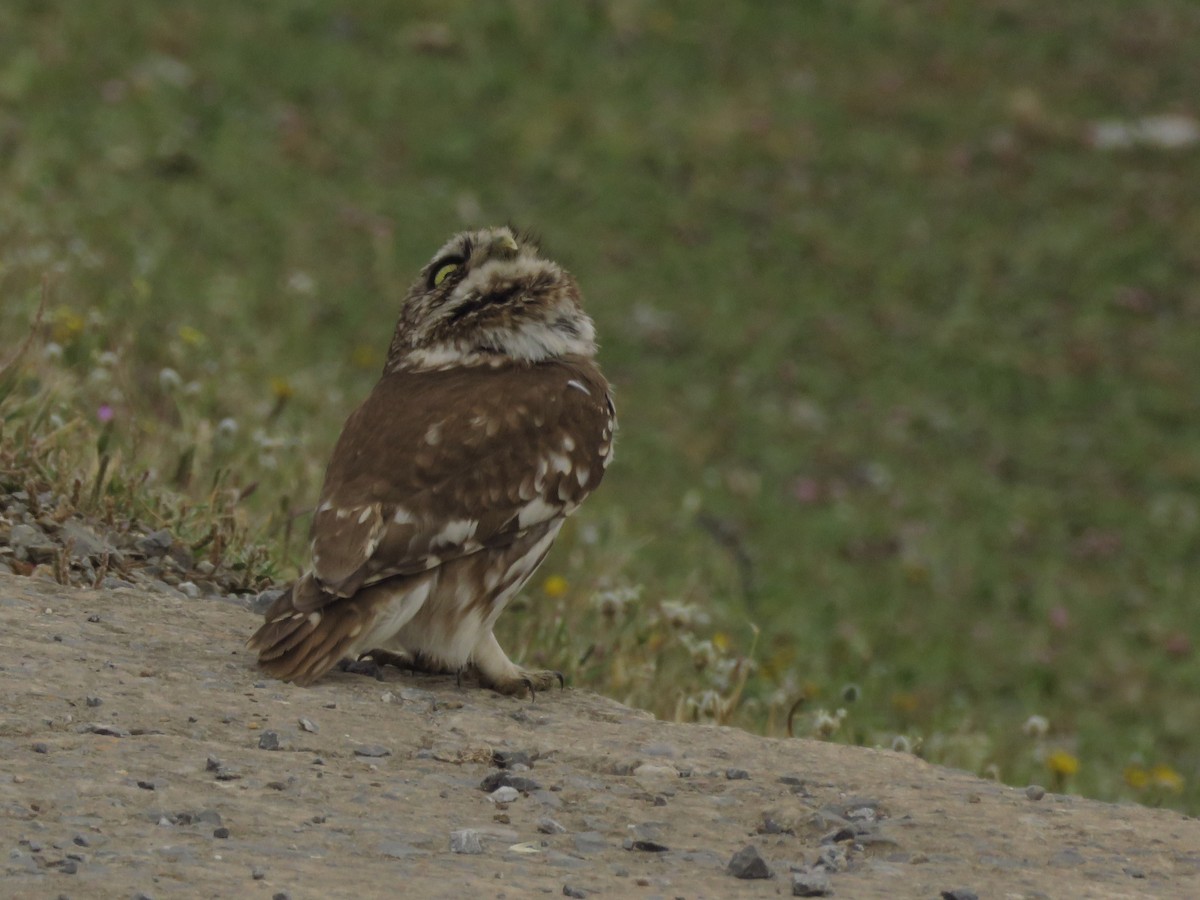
[247,575,369,685]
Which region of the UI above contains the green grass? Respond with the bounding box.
[2,1,1199,811]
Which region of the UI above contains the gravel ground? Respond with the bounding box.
[1,571,1198,899]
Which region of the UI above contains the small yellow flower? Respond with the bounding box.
[542,575,568,598]
[1124,765,1148,790]
[891,691,919,714]
[178,325,206,347]
[1149,764,1184,793]
[270,376,295,400]
[52,309,85,343]
[1045,750,1079,779]
[712,631,730,652]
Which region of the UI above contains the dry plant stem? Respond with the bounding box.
[0,277,48,382]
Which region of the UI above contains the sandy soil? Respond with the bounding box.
[1,571,1197,899]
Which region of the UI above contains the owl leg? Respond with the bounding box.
[471,631,564,698]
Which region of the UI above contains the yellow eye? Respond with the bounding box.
[433,262,460,286]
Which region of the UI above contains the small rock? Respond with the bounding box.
[450,829,484,854]
[72,835,90,847]
[758,815,794,835]
[563,886,587,899]
[728,844,772,879]
[537,817,568,835]
[252,588,287,615]
[79,723,129,738]
[493,749,536,769]
[257,731,280,751]
[792,868,832,896]
[941,891,979,900]
[178,581,201,599]
[1025,784,1046,801]
[252,867,266,880]
[816,845,847,872]
[213,827,230,839]
[60,521,109,558]
[32,742,49,754]
[488,786,520,803]
[85,696,102,708]
[354,744,391,758]
[9,523,57,561]
[725,767,750,780]
[298,717,318,733]
[623,838,669,853]
[480,770,541,793]
[135,529,174,557]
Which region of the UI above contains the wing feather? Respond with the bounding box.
[308,357,613,599]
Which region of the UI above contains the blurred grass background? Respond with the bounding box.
[2,1,1199,811]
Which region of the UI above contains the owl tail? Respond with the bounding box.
[247,573,367,685]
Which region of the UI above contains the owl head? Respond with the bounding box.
[386,226,597,372]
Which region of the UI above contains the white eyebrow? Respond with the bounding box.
[566,379,591,397]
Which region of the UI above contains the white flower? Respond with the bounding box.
[158,367,183,390]
[1022,715,1050,738]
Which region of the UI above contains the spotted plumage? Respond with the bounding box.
[248,226,615,695]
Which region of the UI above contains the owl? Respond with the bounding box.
[248,226,614,697]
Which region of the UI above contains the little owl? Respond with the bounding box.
[249,226,615,696]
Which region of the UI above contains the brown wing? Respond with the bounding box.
[306,356,613,601]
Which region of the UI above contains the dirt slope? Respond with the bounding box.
[1,572,1197,899]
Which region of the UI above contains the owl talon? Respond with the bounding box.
[337,657,384,680]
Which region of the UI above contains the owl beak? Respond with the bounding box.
[490,233,520,259]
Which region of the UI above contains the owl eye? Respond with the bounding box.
[430,258,463,288]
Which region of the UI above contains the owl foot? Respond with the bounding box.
[356,649,412,671]
[486,668,565,700]
[336,657,385,680]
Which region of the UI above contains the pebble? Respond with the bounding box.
[252,867,266,880]
[1025,784,1046,801]
[792,868,833,896]
[257,731,281,751]
[449,829,484,854]
[480,770,541,793]
[135,529,174,556]
[563,886,587,898]
[353,744,391,758]
[493,749,537,769]
[941,891,979,900]
[298,717,318,733]
[725,767,750,780]
[213,827,230,839]
[623,838,669,853]
[178,581,201,599]
[488,786,520,803]
[32,742,49,754]
[727,844,772,879]
[85,696,102,707]
[537,817,568,835]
